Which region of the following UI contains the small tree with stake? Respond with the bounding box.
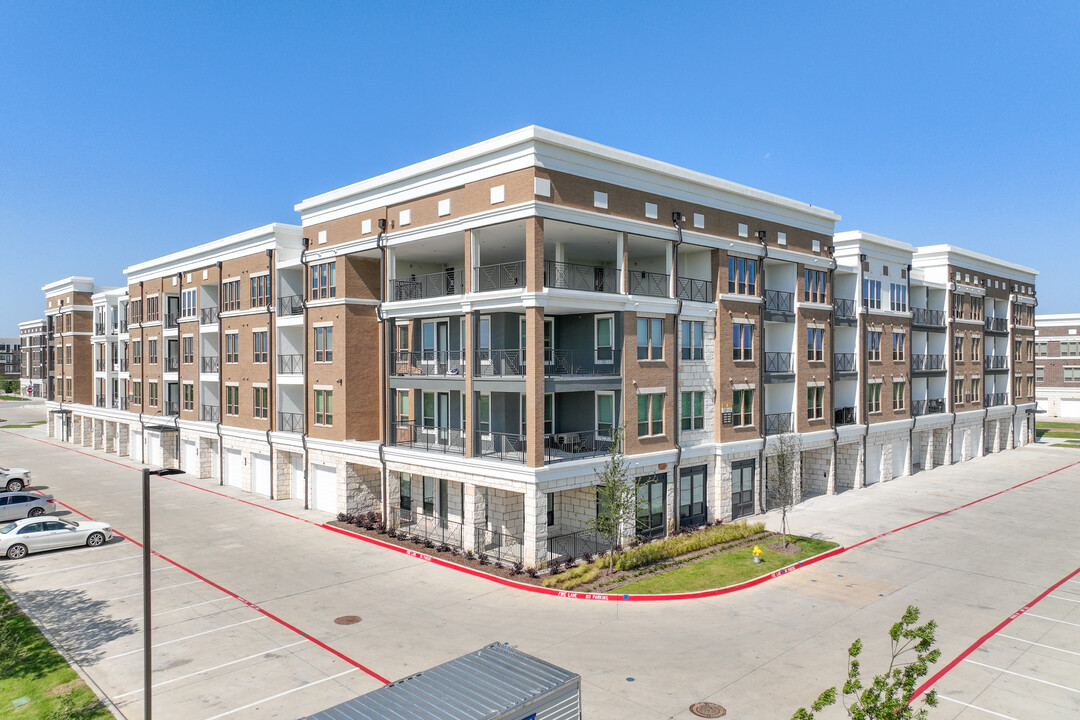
[765,431,802,548]
[588,424,641,573]
[792,605,940,720]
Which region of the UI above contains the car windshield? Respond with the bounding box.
[0,523,15,534]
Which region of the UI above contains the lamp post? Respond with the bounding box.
[142,468,152,720]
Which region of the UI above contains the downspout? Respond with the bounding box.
[857,255,868,486]
[300,240,310,509]
[215,262,224,486]
[175,272,183,469]
[671,212,685,532]
[827,246,839,492]
[756,230,768,514]
[376,217,389,526]
[906,263,915,473]
[139,281,147,463]
[265,248,275,499]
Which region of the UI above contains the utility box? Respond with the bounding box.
[303,642,581,720]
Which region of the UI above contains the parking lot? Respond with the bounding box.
[1,400,1079,719]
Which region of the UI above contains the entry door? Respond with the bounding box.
[595,316,613,364]
[636,475,666,539]
[731,460,755,519]
[251,453,271,497]
[422,320,449,369]
[679,466,707,527]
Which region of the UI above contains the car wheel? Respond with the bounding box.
[5,480,24,492]
[28,507,44,517]
[86,532,106,548]
[6,544,28,560]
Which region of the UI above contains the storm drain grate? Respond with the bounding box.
[689,702,726,718]
[334,615,362,625]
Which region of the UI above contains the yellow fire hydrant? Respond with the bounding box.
[752,545,763,564]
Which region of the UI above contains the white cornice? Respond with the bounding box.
[42,276,99,296]
[123,223,302,282]
[913,244,1038,280]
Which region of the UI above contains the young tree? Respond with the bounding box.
[792,605,941,720]
[765,431,802,548]
[588,424,641,573]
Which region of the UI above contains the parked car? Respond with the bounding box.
[0,466,32,492]
[0,517,113,559]
[0,492,55,521]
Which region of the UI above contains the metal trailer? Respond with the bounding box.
[303,642,581,720]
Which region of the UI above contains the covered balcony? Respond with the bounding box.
[389,231,465,301]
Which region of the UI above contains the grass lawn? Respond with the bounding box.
[0,421,46,429]
[1036,421,1080,430]
[0,395,30,401]
[0,591,110,719]
[1038,430,1080,438]
[614,536,838,595]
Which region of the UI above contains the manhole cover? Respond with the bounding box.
[334,615,362,625]
[689,702,726,718]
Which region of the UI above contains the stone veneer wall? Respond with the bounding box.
[802,446,832,495]
[345,462,381,514]
[835,440,861,491]
[222,436,274,494]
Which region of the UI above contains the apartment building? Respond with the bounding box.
[17,321,47,397]
[35,127,1039,568]
[0,337,20,386]
[1034,313,1080,418]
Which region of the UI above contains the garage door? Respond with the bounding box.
[892,441,907,478]
[1061,399,1080,418]
[147,434,163,468]
[291,455,305,500]
[251,453,271,497]
[130,429,143,462]
[224,449,243,489]
[181,439,197,475]
[310,464,337,513]
[865,444,882,485]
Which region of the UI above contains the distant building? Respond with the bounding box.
[17,321,47,397]
[0,337,20,387]
[1034,313,1080,418]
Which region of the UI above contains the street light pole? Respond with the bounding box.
[142,468,152,720]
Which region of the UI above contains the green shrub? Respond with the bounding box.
[542,560,601,588]
[616,521,765,571]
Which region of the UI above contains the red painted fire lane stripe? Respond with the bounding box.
[907,565,1080,704]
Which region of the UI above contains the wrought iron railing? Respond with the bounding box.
[119,321,128,333]
[474,349,523,376]
[475,430,527,462]
[164,401,179,416]
[912,307,946,326]
[392,270,460,301]
[390,507,467,554]
[164,313,179,329]
[911,354,946,371]
[833,353,856,372]
[984,355,1008,370]
[391,423,466,454]
[834,406,856,425]
[200,356,220,373]
[833,297,856,319]
[677,277,713,303]
[200,404,219,422]
[547,530,612,564]
[95,359,106,372]
[392,350,465,377]
[629,270,669,297]
[475,261,525,292]
[117,397,127,410]
[94,395,105,407]
[765,290,794,313]
[95,323,106,335]
[765,412,794,435]
[278,295,304,316]
[546,348,620,376]
[474,526,523,566]
[278,354,304,374]
[765,352,794,373]
[200,306,219,325]
[543,260,617,293]
[985,317,1008,333]
[544,430,613,462]
[164,356,179,372]
[912,399,946,416]
[984,392,1007,407]
[278,411,303,433]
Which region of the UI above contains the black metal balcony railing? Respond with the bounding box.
[629,270,670,297]
[765,412,794,435]
[544,260,617,293]
[475,261,525,292]
[544,430,613,462]
[392,270,459,301]
[765,289,795,313]
[200,306,219,325]
[119,321,128,333]
[548,530,612,565]
[677,277,714,303]
[164,356,179,372]
[278,354,304,374]
[985,317,1008,333]
[473,348,621,377]
[833,353,857,372]
[164,401,179,416]
[390,508,468,557]
[278,411,303,433]
[474,349,523,377]
[765,352,794,373]
[912,307,946,327]
[95,359,106,372]
[164,313,179,329]
[94,395,105,408]
[911,354,946,371]
[392,351,465,377]
[391,423,466,454]
[278,295,304,316]
[117,397,127,410]
[200,356,220,373]
[95,323,106,335]
[912,398,946,416]
[833,297,856,320]
[985,392,1008,407]
[200,404,219,422]
[834,406,856,425]
[985,355,1008,370]
[475,430,527,462]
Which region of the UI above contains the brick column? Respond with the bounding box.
[524,218,546,468]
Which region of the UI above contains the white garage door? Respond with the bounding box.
[865,444,882,485]
[130,429,143,462]
[181,439,197,475]
[1061,399,1080,418]
[147,434,162,468]
[892,441,907,478]
[311,464,338,514]
[224,449,243,489]
[251,453,271,497]
[291,455,305,501]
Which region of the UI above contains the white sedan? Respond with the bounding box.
[0,466,32,492]
[0,517,114,559]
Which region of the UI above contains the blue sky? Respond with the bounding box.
[2,1,1077,334]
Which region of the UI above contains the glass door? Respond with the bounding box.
[636,474,667,539]
[595,315,613,365]
[679,466,707,527]
[731,460,755,519]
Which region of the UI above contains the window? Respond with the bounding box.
[1036,366,1044,382]
[954,378,964,404]
[892,332,905,362]
[225,333,239,363]
[727,257,757,295]
[637,393,664,437]
[547,493,555,527]
[132,381,142,405]
[596,392,614,439]
[315,389,333,425]
[478,393,490,435]
[595,315,614,364]
[148,382,159,408]
[1014,339,1022,361]
[863,279,882,310]
[182,336,194,364]
[311,262,336,300]
[399,475,412,511]
[253,331,268,363]
[732,389,753,427]
[145,296,159,322]
[889,283,908,312]
[253,387,268,419]
[971,377,981,398]
[423,477,435,516]
[972,299,983,321]
[1064,342,1080,357]
[953,335,964,362]
[867,331,881,361]
[804,270,827,303]
[396,325,409,351]
[893,381,905,411]
[315,326,333,362]
[807,328,823,361]
[637,317,663,360]
[867,383,882,413]
[679,466,707,527]
[807,386,824,420]
[183,383,194,411]
[1035,342,1048,357]
[681,391,704,430]
[222,280,241,311]
[952,293,964,319]
[250,275,270,307]
[1065,367,1080,383]
[396,390,410,424]
[132,340,142,364]
[130,299,142,324]
[680,320,703,360]
[225,385,239,415]
[971,335,981,362]
[146,339,158,365]
[733,323,753,361]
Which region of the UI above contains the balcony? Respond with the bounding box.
[278,354,304,374]
[984,355,1008,370]
[765,412,794,435]
[544,261,617,294]
[764,290,795,315]
[95,359,106,372]
[119,359,128,372]
[985,392,1008,407]
[912,307,946,327]
[392,351,465,377]
[474,430,527,463]
[94,395,106,408]
[628,270,669,298]
[278,295,304,316]
[390,423,465,455]
[200,306,219,325]
[119,321,128,333]
[833,298,856,321]
[764,352,794,374]
[473,349,622,378]
[200,404,219,422]
[677,277,713,303]
[911,354,946,372]
[912,398,946,416]
[200,356,220,373]
[95,323,106,335]
[117,397,127,410]
[475,261,525,292]
[164,356,179,372]
[278,411,303,433]
[392,270,460,301]
[544,430,613,462]
[833,353,857,373]
[834,406,856,426]
[164,401,179,416]
[985,317,1008,333]
[164,313,179,329]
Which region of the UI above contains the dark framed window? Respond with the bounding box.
[679,466,707,527]
[733,323,753,361]
[637,317,663,360]
[636,473,667,539]
[680,320,703,360]
[546,492,555,527]
[423,476,435,516]
[731,459,755,519]
[399,475,412,511]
